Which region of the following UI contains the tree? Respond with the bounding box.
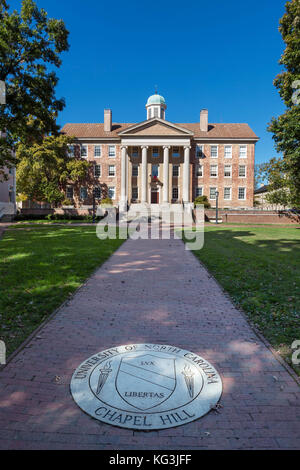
[194,195,211,209]
[265,0,300,207]
[16,134,89,206]
[0,0,69,175]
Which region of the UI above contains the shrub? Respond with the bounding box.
[194,195,211,209]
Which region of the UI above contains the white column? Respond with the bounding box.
[120,145,127,206]
[141,145,148,203]
[183,145,191,203]
[163,146,170,203]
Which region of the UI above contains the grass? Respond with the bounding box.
[183,225,300,375]
[0,225,125,357]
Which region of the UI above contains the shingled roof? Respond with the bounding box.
[61,122,258,140]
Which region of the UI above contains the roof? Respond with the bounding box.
[61,122,259,140]
[254,185,269,194]
[146,94,166,106]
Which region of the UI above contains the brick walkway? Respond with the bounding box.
[0,232,299,449]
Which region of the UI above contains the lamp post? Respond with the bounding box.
[92,187,96,224]
[215,190,219,224]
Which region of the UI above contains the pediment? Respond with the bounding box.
[118,118,193,137]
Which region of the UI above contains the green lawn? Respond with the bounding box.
[0,226,125,357]
[184,225,300,375]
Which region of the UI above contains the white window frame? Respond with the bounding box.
[66,186,73,199]
[239,145,247,158]
[172,187,179,200]
[224,165,232,178]
[94,164,101,178]
[196,164,203,177]
[224,145,232,158]
[108,186,115,200]
[80,186,88,200]
[172,165,180,177]
[209,187,217,200]
[195,186,203,198]
[132,187,138,200]
[80,144,88,158]
[108,165,116,177]
[108,145,116,158]
[94,145,101,158]
[210,164,218,178]
[132,165,139,177]
[238,187,246,200]
[210,145,218,158]
[68,144,75,157]
[238,165,246,177]
[224,187,232,200]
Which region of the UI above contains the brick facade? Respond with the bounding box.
[61,97,259,210]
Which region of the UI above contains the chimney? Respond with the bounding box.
[104,109,112,132]
[200,109,208,132]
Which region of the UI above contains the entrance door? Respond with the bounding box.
[151,188,159,204]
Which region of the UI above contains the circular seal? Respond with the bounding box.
[70,344,222,430]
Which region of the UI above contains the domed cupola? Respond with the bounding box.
[146,92,167,120]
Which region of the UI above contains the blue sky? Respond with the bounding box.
[8,0,287,164]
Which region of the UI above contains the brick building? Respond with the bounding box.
[61,93,259,211]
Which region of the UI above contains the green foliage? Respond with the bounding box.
[266,0,300,207]
[194,195,211,208]
[16,134,89,205]
[0,0,69,172]
[101,197,113,206]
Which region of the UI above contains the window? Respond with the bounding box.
[132,187,138,200]
[224,145,232,158]
[224,165,232,177]
[94,145,101,157]
[154,108,159,118]
[195,187,203,197]
[210,165,218,177]
[81,145,87,158]
[132,165,138,177]
[239,145,247,158]
[196,164,203,177]
[196,145,204,158]
[94,186,101,199]
[239,165,246,177]
[173,165,179,177]
[210,145,218,158]
[224,187,231,200]
[238,187,246,200]
[94,164,101,177]
[80,187,88,200]
[172,147,180,157]
[210,187,217,200]
[108,145,116,157]
[152,164,159,177]
[66,186,73,199]
[172,187,179,200]
[152,147,159,157]
[68,144,75,157]
[132,147,139,157]
[108,186,115,199]
[108,165,115,177]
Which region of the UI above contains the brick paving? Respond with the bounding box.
[0,230,300,449]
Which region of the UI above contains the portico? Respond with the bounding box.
[119,125,193,211]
